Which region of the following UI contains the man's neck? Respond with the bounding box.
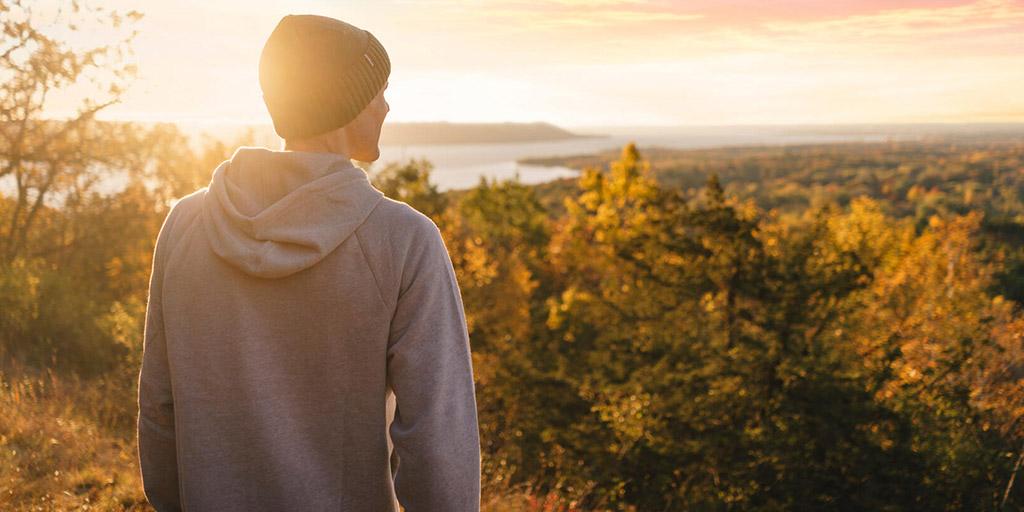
[282,133,351,159]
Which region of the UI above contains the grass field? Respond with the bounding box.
[0,368,589,512]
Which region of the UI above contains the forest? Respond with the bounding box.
[2,2,1024,511]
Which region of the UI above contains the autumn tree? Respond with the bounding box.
[535,143,1024,509]
[0,0,142,261]
[0,1,166,373]
[369,158,448,221]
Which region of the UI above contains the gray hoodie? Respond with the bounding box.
[137,146,481,511]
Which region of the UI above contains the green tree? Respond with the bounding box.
[369,158,448,220]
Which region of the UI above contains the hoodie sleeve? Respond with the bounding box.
[137,205,183,512]
[386,217,481,512]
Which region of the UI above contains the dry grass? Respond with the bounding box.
[0,367,595,512]
[0,368,151,511]
[482,482,600,512]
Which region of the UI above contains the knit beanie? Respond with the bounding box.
[258,15,391,140]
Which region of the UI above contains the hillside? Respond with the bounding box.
[379,121,597,145]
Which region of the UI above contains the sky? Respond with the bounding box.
[40,0,1024,127]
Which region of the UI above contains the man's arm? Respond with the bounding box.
[387,218,481,512]
[137,207,182,512]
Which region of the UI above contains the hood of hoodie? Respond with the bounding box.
[201,146,385,279]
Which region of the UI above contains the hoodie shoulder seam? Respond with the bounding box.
[354,202,392,312]
[163,191,206,264]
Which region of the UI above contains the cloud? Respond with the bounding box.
[533,0,650,5]
[489,9,703,28]
[474,0,705,30]
[81,0,1024,125]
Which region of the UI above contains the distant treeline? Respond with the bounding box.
[526,140,1024,304]
[522,140,1024,220]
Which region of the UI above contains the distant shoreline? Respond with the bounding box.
[83,118,1024,148]
[134,120,608,148]
[379,121,605,146]
[515,136,1024,171]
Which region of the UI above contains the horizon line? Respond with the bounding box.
[55,114,1024,130]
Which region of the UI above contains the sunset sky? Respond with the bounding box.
[45,0,1024,127]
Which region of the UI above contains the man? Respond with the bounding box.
[137,14,481,511]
